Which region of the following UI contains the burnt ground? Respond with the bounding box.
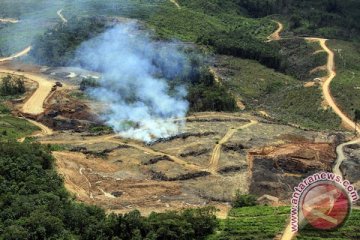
[37,108,345,215]
[6,64,354,216]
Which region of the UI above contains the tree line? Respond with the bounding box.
[0,75,25,96]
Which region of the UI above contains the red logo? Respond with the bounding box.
[301,182,351,230]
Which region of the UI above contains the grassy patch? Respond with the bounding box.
[208,206,290,240]
[89,125,113,133]
[262,85,341,130]
[218,56,341,130]
[329,40,360,121]
[209,206,360,240]
[0,114,39,141]
[297,209,360,239]
[218,56,297,105]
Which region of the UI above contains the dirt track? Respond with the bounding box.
[279,32,360,240]
[209,120,258,174]
[40,133,206,172]
[170,0,181,9]
[306,38,360,132]
[25,118,53,135]
[0,46,31,62]
[57,9,68,23]
[306,37,360,176]
[0,18,19,23]
[266,21,283,42]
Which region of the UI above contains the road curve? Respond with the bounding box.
[266,21,283,42]
[306,37,360,177]
[17,118,53,142]
[333,138,360,177]
[170,0,181,9]
[0,46,31,62]
[26,118,53,135]
[57,9,68,23]
[0,69,54,115]
[306,38,360,132]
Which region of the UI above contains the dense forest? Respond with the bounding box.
[0,141,218,239]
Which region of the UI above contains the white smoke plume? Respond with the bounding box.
[75,22,189,143]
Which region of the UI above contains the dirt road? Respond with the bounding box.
[266,21,283,42]
[170,0,181,9]
[0,46,31,62]
[25,118,53,135]
[40,133,206,173]
[17,118,53,142]
[333,138,360,177]
[306,37,360,176]
[208,120,258,174]
[280,34,360,240]
[57,9,68,23]
[306,38,360,132]
[0,69,55,115]
[0,18,19,23]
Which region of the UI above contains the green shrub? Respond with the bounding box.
[232,192,257,208]
[79,77,100,91]
[0,75,25,96]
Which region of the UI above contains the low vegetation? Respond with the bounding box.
[218,56,341,130]
[329,40,360,122]
[79,77,100,91]
[297,208,360,239]
[187,68,237,112]
[209,205,360,240]
[209,206,290,240]
[0,76,39,141]
[231,192,257,208]
[0,113,39,141]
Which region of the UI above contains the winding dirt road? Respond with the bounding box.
[279,31,360,240]
[266,21,283,42]
[305,38,360,176]
[333,138,360,177]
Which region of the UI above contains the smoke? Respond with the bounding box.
[0,0,156,55]
[75,22,189,142]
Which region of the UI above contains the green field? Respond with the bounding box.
[219,56,341,130]
[329,40,360,121]
[208,206,290,240]
[0,111,39,141]
[209,206,360,240]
